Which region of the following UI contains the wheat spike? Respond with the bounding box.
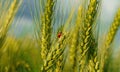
[68,6,83,72]
[41,0,55,61]
[100,8,120,72]
[78,0,99,71]
[41,33,67,72]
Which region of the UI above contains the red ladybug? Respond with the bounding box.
[57,32,62,38]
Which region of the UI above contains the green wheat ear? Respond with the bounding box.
[68,6,83,72]
[40,0,56,71]
[78,0,99,71]
[41,0,55,61]
[100,8,120,72]
[41,33,67,72]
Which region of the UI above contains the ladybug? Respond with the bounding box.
[57,32,62,38]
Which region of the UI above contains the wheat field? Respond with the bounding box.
[0,0,120,72]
